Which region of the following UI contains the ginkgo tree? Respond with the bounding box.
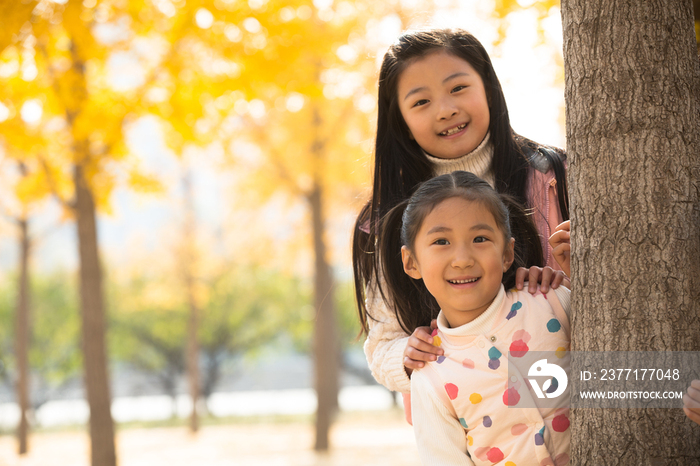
[0,22,75,453]
[0,156,47,455]
[0,1,166,464]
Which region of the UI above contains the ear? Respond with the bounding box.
[401,246,422,279]
[502,237,515,272]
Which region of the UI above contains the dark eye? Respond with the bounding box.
[412,99,429,108]
[434,238,449,245]
[452,85,467,93]
[474,236,488,243]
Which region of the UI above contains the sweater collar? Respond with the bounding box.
[423,132,494,187]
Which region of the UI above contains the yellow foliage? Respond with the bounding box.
[0,0,430,267]
[0,1,36,52]
[127,169,164,194]
[14,169,51,204]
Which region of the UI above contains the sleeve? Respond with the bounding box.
[363,275,413,393]
[411,370,475,466]
[548,285,571,336]
[552,286,571,319]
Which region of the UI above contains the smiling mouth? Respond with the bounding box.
[439,123,467,136]
[448,277,478,284]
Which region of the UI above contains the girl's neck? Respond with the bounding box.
[424,132,494,187]
[439,285,504,332]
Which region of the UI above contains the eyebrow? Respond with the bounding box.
[426,225,452,235]
[470,223,495,233]
[403,72,471,102]
[425,223,495,235]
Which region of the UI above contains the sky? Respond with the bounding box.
[0,0,566,277]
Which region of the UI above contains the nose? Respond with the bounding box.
[452,244,473,269]
[437,96,458,120]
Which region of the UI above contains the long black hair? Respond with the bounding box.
[353,28,567,335]
[379,171,543,334]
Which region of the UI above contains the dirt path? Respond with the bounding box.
[0,411,420,466]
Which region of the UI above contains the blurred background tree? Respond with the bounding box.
[0,271,80,449]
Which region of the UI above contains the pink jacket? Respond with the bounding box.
[528,165,565,271]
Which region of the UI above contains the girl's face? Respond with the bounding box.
[401,197,514,328]
[397,51,490,159]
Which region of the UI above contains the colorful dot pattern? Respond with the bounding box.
[488,346,502,370]
[506,301,522,320]
[547,318,561,333]
[421,289,570,465]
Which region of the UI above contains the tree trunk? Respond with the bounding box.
[186,287,200,433]
[308,100,339,452]
[183,171,200,433]
[74,163,117,466]
[15,217,30,455]
[561,0,700,463]
[310,181,338,452]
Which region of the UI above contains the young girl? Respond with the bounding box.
[353,28,569,398]
[384,171,571,465]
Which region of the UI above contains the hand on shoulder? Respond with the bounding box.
[515,266,568,294]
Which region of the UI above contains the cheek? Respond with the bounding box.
[401,114,421,138]
[474,95,490,122]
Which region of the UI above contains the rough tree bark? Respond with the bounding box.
[74,163,117,466]
[309,105,339,452]
[561,0,700,463]
[15,215,30,455]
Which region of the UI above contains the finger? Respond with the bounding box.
[551,244,571,276]
[553,220,570,233]
[552,243,571,257]
[412,327,444,355]
[691,380,700,390]
[550,270,565,289]
[551,245,569,265]
[539,267,554,293]
[413,326,434,345]
[548,230,571,249]
[683,393,700,410]
[687,385,700,402]
[404,356,424,370]
[404,346,436,363]
[407,335,443,357]
[528,267,541,294]
[684,407,700,426]
[515,267,528,290]
[430,319,438,330]
[405,345,441,363]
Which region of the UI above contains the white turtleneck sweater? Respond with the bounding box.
[424,132,494,187]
